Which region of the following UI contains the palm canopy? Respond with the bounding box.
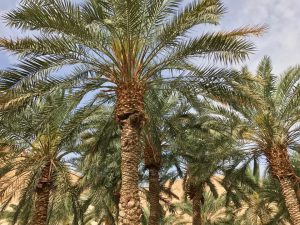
[162,99,258,225]
[0,91,94,224]
[203,57,300,224]
[171,192,228,225]
[77,106,121,225]
[211,57,300,176]
[0,0,264,109]
[0,1,265,224]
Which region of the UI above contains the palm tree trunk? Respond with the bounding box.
[279,178,300,225]
[118,121,142,225]
[296,185,300,201]
[144,136,162,225]
[104,218,114,225]
[266,147,300,225]
[148,166,161,225]
[30,162,52,225]
[113,187,121,221]
[115,81,146,225]
[192,190,203,225]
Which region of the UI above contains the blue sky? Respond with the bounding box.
[0,0,300,74]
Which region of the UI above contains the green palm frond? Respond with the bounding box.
[0,90,97,224]
[0,0,262,110]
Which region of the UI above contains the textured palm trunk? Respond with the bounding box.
[104,218,114,225]
[144,137,162,225]
[115,81,146,225]
[148,166,161,225]
[266,146,300,225]
[296,186,300,201]
[30,162,52,225]
[187,181,204,225]
[113,188,121,220]
[192,190,203,225]
[279,178,300,225]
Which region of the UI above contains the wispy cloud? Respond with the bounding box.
[0,0,20,33]
[0,0,20,68]
[222,0,300,74]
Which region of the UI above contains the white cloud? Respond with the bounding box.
[0,0,21,68]
[0,0,21,36]
[221,0,300,74]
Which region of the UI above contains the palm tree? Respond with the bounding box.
[142,87,182,225]
[77,106,120,225]
[0,91,92,225]
[170,192,228,225]
[221,161,292,225]
[206,57,300,224]
[258,153,300,224]
[0,0,264,223]
[78,96,183,225]
[0,185,83,225]
[252,179,289,225]
[143,132,162,225]
[77,94,182,225]
[169,104,248,225]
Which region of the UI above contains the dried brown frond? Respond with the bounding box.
[220,25,268,37]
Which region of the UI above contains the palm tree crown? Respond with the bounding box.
[0,0,264,224]
[0,91,89,224]
[208,57,300,224]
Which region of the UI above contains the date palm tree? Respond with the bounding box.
[0,0,264,223]
[221,162,293,225]
[172,192,228,225]
[80,88,183,225]
[166,100,252,225]
[206,57,300,224]
[142,87,182,225]
[257,153,300,224]
[0,91,93,225]
[77,106,120,225]
[0,185,83,225]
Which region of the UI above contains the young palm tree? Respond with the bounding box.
[180,135,235,225]
[143,87,181,225]
[170,104,251,225]
[0,185,83,225]
[0,92,92,225]
[77,106,121,225]
[254,177,290,225]
[206,57,300,224]
[80,148,121,225]
[221,162,293,225]
[0,0,263,223]
[170,192,228,225]
[143,132,163,225]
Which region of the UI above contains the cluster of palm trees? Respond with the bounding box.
[0,0,299,225]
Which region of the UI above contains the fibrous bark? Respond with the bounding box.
[148,167,161,225]
[115,81,146,127]
[296,186,300,200]
[279,178,300,225]
[265,146,300,225]
[30,162,52,225]
[187,181,204,225]
[144,136,162,225]
[116,81,146,225]
[118,119,143,225]
[192,190,203,225]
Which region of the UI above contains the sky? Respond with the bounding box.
[0,0,300,74]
